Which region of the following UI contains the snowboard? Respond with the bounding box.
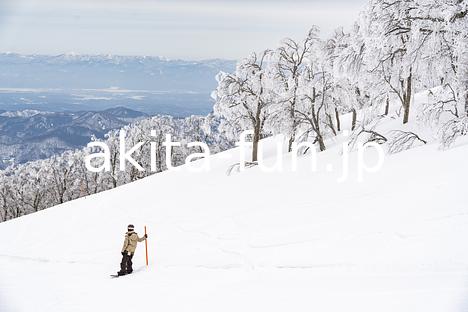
[110,273,130,278]
[111,267,143,278]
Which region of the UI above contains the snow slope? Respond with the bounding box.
[0,132,467,311]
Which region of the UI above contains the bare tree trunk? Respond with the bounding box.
[335,108,341,132]
[154,135,163,173]
[403,100,410,124]
[465,90,468,116]
[32,192,42,212]
[288,97,297,152]
[327,114,337,136]
[288,124,296,153]
[111,150,118,188]
[252,103,262,162]
[252,127,260,162]
[403,70,412,124]
[156,145,162,172]
[384,96,390,115]
[351,108,357,130]
[288,136,294,153]
[316,133,326,152]
[90,173,98,194]
[0,193,6,222]
[310,102,326,152]
[52,168,68,204]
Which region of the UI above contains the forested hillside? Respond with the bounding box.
[1,0,466,222]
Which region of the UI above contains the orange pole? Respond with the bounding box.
[144,225,148,267]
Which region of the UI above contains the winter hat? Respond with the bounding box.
[127,224,135,231]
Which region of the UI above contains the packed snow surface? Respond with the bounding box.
[0,135,467,312]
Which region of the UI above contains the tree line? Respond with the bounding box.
[1,0,466,222]
[0,115,232,222]
[213,0,467,161]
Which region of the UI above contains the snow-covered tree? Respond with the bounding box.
[0,113,233,223]
[269,28,321,151]
[412,0,468,146]
[364,0,420,124]
[213,51,274,162]
[293,46,338,151]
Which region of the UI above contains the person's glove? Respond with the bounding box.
[144,234,148,239]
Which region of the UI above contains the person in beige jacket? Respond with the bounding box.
[118,224,147,276]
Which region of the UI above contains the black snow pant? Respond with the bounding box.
[119,252,134,275]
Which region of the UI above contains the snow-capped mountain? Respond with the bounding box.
[0,53,234,91]
[0,109,48,118]
[0,53,235,114]
[0,107,147,168]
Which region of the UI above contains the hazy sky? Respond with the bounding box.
[0,0,368,60]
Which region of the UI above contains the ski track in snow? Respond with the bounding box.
[0,130,467,311]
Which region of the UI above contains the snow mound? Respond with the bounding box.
[0,134,467,312]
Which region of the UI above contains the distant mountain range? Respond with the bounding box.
[0,107,148,169]
[0,53,235,115]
